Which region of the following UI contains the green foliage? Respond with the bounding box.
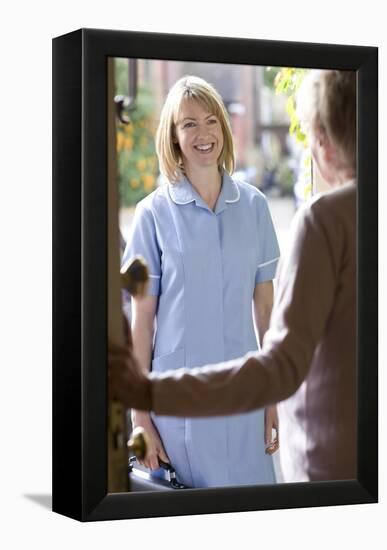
[274,67,308,145]
[115,60,159,207]
[274,67,312,200]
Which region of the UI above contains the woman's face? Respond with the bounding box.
[173,97,224,174]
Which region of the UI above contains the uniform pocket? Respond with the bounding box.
[151,348,185,373]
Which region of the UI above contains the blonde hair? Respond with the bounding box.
[155,76,235,183]
[297,70,357,174]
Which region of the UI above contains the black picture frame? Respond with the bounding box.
[52,28,378,522]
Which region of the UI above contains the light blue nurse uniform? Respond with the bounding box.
[122,172,280,488]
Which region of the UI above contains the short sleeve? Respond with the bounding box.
[121,202,161,296]
[255,196,280,284]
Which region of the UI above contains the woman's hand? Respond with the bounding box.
[264,405,279,455]
[131,410,170,470]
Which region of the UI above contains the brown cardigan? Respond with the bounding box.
[150,183,357,482]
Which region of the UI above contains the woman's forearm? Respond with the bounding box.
[131,318,154,374]
[130,295,157,374]
[131,319,154,421]
[253,281,274,347]
[131,296,157,419]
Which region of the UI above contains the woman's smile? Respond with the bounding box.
[194,143,215,153]
[174,97,224,171]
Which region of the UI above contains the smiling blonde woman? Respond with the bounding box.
[121,76,280,488]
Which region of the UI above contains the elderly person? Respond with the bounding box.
[111,69,357,482]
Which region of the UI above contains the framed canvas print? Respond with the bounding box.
[52,28,378,522]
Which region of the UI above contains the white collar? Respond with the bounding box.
[168,171,240,214]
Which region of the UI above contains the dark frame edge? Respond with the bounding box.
[52,29,84,521]
[357,46,378,502]
[83,480,375,522]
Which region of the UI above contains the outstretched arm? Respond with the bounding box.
[111,199,339,420]
[150,200,338,416]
